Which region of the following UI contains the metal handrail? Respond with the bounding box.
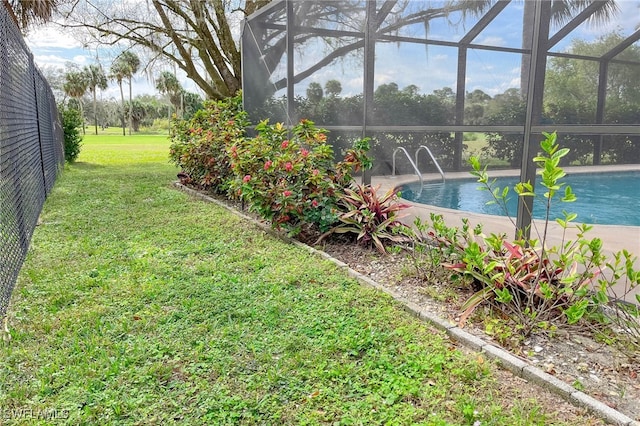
[392,147,423,196]
[415,145,446,183]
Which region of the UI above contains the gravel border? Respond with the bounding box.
[174,182,640,426]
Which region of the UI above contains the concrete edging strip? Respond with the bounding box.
[173,182,639,426]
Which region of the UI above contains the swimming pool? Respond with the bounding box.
[399,171,640,226]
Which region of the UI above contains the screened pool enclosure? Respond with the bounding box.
[241,0,640,233]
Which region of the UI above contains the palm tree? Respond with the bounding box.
[2,0,60,31]
[118,51,140,135]
[109,60,128,136]
[110,51,141,135]
[155,71,183,119]
[62,70,89,135]
[83,64,108,135]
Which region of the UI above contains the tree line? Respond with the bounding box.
[43,56,204,135]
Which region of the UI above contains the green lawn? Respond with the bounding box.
[0,134,595,424]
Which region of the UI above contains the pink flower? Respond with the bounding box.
[264,160,272,170]
[283,190,292,197]
[284,162,293,172]
[300,148,309,157]
[311,199,319,207]
[281,140,289,149]
[243,175,251,183]
[312,169,319,176]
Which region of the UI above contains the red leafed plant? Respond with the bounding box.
[317,183,410,254]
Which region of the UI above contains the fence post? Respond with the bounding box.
[32,57,50,197]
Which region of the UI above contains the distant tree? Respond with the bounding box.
[110,51,140,135]
[109,60,129,135]
[83,64,108,135]
[119,52,140,135]
[63,70,89,134]
[62,0,270,99]
[39,65,67,100]
[126,99,148,131]
[306,82,324,103]
[181,91,203,120]
[545,32,640,164]
[324,80,342,97]
[464,89,492,125]
[155,71,183,118]
[483,88,527,167]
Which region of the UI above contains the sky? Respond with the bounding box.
[286,0,640,98]
[23,0,640,102]
[24,22,199,102]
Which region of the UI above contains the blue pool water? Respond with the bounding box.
[399,171,640,226]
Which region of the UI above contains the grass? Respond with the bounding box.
[0,133,597,425]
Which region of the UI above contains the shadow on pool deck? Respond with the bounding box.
[374,164,640,303]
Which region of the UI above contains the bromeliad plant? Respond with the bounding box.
[317,183,410,254]
[444,132,612,336]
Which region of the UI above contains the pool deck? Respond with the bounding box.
[373,164,640,302]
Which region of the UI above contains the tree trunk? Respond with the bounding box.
[128,76,133,135]
[93,90,98,135]
[119,81,125,136]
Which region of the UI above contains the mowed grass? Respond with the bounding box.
[1,134,595,425]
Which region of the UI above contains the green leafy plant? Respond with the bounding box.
[590,250,640,356]
[445,132,612,335]
[169,92,248,193]
[228,119,368,235]
[399,214,476,282]
[60,105,84,163]
[318,183,410,254]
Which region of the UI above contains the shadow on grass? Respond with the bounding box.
[68,162,106,170]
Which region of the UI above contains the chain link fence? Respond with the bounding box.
[1,5,65,321]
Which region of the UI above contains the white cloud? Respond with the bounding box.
[25,25,82,50]
[32,54,69,68]
[72,55,89,66]
[477,36,506,47]
[577,1,640,35]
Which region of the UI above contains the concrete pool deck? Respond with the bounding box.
[373,164,640,302]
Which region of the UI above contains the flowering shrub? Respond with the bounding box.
[228,119,354,235]
[169,92,248,193]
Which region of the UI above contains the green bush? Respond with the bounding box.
[169,93,248,193]
[228,119,350,235]
[60,106,83,163]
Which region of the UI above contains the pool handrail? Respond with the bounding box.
[392,147,423,196]
[415,145,446,183]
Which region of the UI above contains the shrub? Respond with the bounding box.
[318,183,410,254]
[228,119,356,235]
[400,214,478,283]
[440,132,608,335]
[169,92,248,193]
[60,106,83,163]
